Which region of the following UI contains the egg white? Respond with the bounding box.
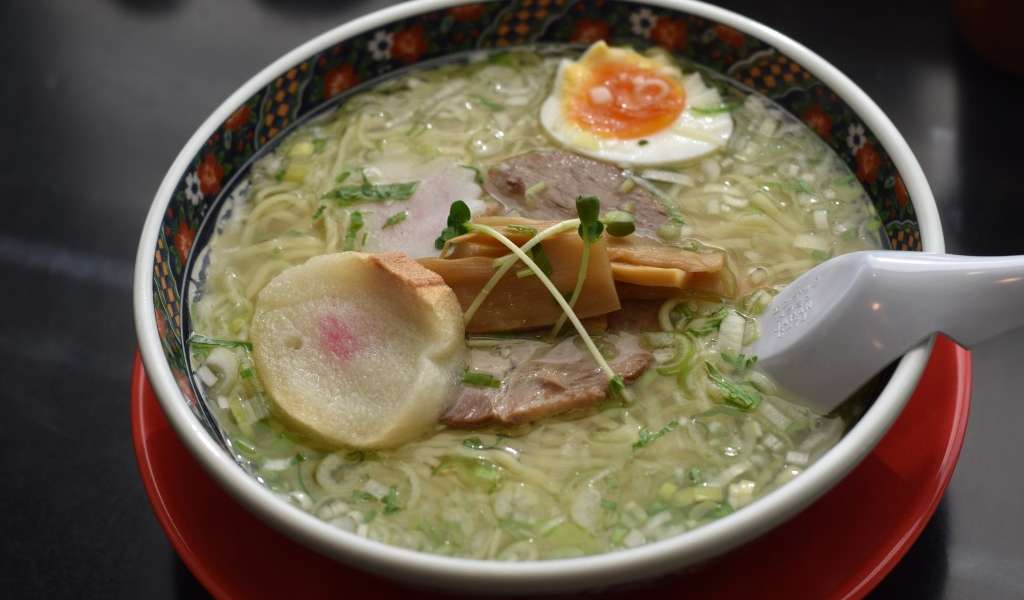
[540,56,733,167]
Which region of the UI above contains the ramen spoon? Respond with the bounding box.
[747,251,1024,413]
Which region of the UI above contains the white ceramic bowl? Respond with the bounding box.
[134,0,941,593]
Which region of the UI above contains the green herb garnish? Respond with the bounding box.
[462,369,502,389]
[600,499,618,510]
[434,200,472,249]
[633,419,680,449]
[705,363,762,410]
[383,486,401,514]
[335,170,351,184]
[343,211,364,251]
[721,351,757,371]
[383,210,408,228]
[549,196,603,337]
[311,205,326,221]
[462,436,504,450]
[686,306,730,336]
[312,138,327,153]
[667,205,686,225]
[705,502,734,519]
[323,172,417,207]
[638,139,649,146]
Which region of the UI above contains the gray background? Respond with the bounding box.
[1,0,1020,598]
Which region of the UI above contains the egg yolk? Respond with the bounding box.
[568,62,685,139]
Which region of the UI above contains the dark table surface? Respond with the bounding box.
[2,1,1022,598]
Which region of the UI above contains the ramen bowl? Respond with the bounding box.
[133,0,940,593]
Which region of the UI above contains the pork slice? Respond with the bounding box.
[484,150,667,239]
[442,333,652,427]
[364,159,487,259]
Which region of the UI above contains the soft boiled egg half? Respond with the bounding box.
[540,41,733,166]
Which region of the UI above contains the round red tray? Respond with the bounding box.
[132,336,970,599]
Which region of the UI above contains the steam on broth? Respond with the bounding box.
[189,44,883,560]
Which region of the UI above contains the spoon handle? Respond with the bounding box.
[749,251,1024,413]
[868,252,1024,348]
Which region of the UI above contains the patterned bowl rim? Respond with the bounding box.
[134,0,943,592]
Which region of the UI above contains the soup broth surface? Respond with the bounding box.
[190,47,883,560]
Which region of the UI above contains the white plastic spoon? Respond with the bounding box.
[747,251,1024,414]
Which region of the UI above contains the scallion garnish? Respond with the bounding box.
[343,211,364,251]
[462,370,502,389]
[721,351,757,371]
[705,363,762,410]
[323,172,417,207]
[632,419,680,449]
[383,210,408,228]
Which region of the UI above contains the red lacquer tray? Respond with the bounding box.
[132,336,971,599]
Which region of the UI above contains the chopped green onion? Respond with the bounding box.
[382,486,401,514]
[383,210,408,228]
[343,211,364,251]
[323,173,417,207]
[632,420,680,449]
[705,363,762,410]
[667,205,686,225]
[335,170,351,184]
[638,139,649,146]
[462,370,502,388]
[721,351,757,371]
[600,499,618,510]
[462,436,504,450]
[312,138,327,153]
[311,205,326,221]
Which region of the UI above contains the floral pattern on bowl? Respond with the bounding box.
[151,0,921,434]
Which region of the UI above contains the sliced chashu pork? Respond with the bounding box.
[443,333,651,427]
[484,150,667,239]
[362,159,488,259]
